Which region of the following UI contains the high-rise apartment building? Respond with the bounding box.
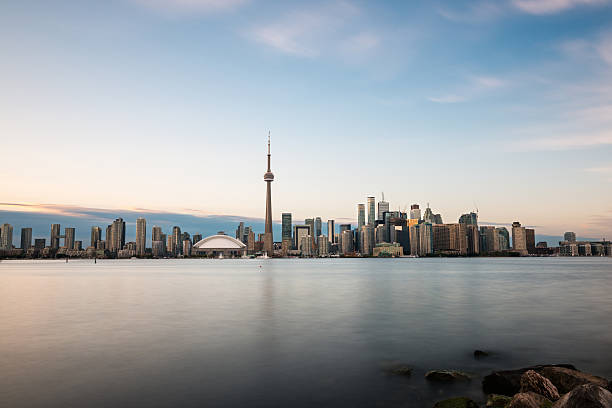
[1,223,13,249]
[236,222,245,242]
[152,226,163,242]
[564,232,576,242]
[167,234,175,256]
[361,225,375,255]
[183,239,192,257]
[109,218,126,252]
[410,204,421,221]
[526,228,536,255]
[281,213,292,243]
[367,196,376,225]
[192,234,202,244]
[377,194,389,221]
[357,204,365,230]
[50,224,61,249]
[327,219,335,243]
[318,235,329,256]
[479,226,499,254]
[512,222,527,255]
[340,229,353,254]
[496,227,510,250]
[172,226,182,256]
[34,238,46,249]
[294,224,311,250]
[314,217,322,244]
[20,227,32,250]
[90,226,102,248]
[136,217,146,256]
[458,212,478,226]
[300,235,313,256]
[64,228,75,250]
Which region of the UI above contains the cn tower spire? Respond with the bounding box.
[263,131,274,255]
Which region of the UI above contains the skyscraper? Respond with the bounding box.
[90,226,102,248]
[564,232,576,242]
[459,212,478,226]
[236,222,245,242]
[357,204,365,230]
[263,132,274,255]
[512,221,527,255]
[20,227,32,250]
[367,196,375,225]
[377,193,389,220]
[152,226,163,242]
[136,217,146,256]
[282,213,292,243]
[172,226,181,256]
[410,204,421,221]
[50,224,61,249]
[1,223,13,249]
[110,218,126,252]
[64,227,75,250]
[314,217,322,244]
[327,219,335,243]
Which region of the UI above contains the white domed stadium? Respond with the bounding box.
[193,232,247,258]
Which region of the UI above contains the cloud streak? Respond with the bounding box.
[131,0,249,15]
[511,0,609,14]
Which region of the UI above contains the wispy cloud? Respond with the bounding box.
[510,132,612,151]
[511,0,609,14]
[131,0,249,15]
[428,94,468,104]
[428,75,507,103]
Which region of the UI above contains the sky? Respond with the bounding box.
[1,0,612,239]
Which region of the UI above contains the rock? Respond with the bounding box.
[426,370,471,382]
[475,350,490,358]
[520,370,560,401]
[539,366,609,395]
[486,394,513,407]
[507,392,552,408]
[483,364,577,396]
[552,384,612,408]
[433,397,479,408]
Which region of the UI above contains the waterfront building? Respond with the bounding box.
[172,226,181,256]
[410,204,421,221]
[152,240,165,257]
[512,222,527,255]
[375,224,386,244]
[136,217,146,256]
[377,194,389,221]
[300,235,313,257]
[192,234,202,245]
[357,204,365,229]
[496,227,510,250]
[526,228,536,255]
[293,224,311,250]
[480,226,499,254]
[64,227,75,250]
[34,238,46,249]
[106,225,112,250]
[193,233,247,258]
[432,224,467,255]
[340,230,353,254]
[327,219,335,244]
[263,133,275,255]
[183,239,192,257]
[318,235,329,256]
[110,218,126,252]
[458,212,478,225]
[282,213,292,243]
[20,227,32,250]
[315,217,322,244]
[236,222,245,242]
[152,226,163,241]
[373,243,403,257]
[1,223,13,249]
[466,224,480,255]
[564,232,577,242]
[167,234,175,256]
[361,225,375,256]
[51,223,61,249]
[367,196,376,225]
[247,230,255,254]
[410,223,432,256]
[74,241,82,251]
[90,226,102,248]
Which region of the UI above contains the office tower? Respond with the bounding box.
[496,227,510,250]
[512,222,527,254]
[74,241,82,251]
[466,225,480,255]
[479,226,498,254]
[152,241,165,257]
[526,228,536,255]
[410,223,433,256]
[361,225,375,255]
[341,230,353,254]
[263,133,275,255]
[192,234,202,244]
[300,235,313,256]
[564,232,576,242]
[314,217,322,243]
[247,230,255,253]
[318,236,329,256]
[367,196,375,225]
[50,223,61,249]
[236,222,245,242]
[152,226,163,242]
[64,228,75,250]
[357,204,365,229]
[172,226,181,255]
[304,218,315,245]
[282,213,292,243]
[20,227,32,250]
[423,205,435,224]
[432,224,467,255]
[90,226,102,248]
[136,217,146,256]
[181,232,190,243]
[377,193,389,220]
[166,234,175,256]
[34,238,46,249]
[183,239,192,257]
[1,223,13,249]
[327,220,335,243]
[459,212,478,226]
[410,204,421,221]
[375,224,386,244]
[110,218,126,252]
[106,225,112,249]
[293,224,311,250]
[433,214,443,224]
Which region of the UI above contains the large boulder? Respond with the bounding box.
[486,394,513,407]
[483,365,577,396]
[433,397,479,408]
[552,384,612,408]
[507,392,552,408]
[539,366,609,395]
[426,370,471,382]
[520,370,560,401]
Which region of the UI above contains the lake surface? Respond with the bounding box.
[1,258,611,407]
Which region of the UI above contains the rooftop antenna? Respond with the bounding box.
[473,200,479,214]
[382,192,385,202]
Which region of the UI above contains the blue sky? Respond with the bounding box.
[1,0,612,238]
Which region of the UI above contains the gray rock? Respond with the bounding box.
[520,370,560,401]
[482,364,577,396]
[507,392,552,408]
[552,384,612,408]
[486,394,513,407]
[539,366,609,395]
[426,370,471,382]
[433,397,479,408]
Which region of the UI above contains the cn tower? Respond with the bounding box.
[263,132,274,255]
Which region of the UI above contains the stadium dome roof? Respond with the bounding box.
[193,234,246,249]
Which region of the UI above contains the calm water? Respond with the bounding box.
[1,258,611,407]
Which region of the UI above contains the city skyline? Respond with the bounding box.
[2,0,612,237]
